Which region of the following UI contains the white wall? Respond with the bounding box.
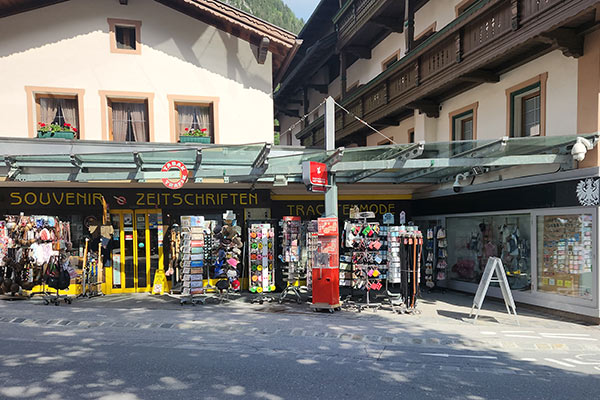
[435,50,578,141]
[414,0,463,37]
[366,117,415,146]
[0,0,274,144]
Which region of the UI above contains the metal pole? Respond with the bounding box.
[324,96,338,218]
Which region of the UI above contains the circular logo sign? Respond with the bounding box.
[161,160,189,190]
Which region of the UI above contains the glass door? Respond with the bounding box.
[109,209,163,293]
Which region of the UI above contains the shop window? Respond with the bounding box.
[108,99,150,142]
[108,18,141,55]
[447,214,531,290]
[536,214,594,299]
[34,93,81,138]
[506,73,547,137]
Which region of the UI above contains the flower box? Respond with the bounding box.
[180,136,211,144]
[37,131,75,139]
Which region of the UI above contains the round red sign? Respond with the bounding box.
[161,160,189,190]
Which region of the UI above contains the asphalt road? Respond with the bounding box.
[0,296,599,400]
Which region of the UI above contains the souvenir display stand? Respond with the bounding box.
[388,226,423,312]
[248,222,276,304]
[0,215,74,301]
[279,217,304,304]
[212,211,243,301]
[304,222,319,293]
[422,226,446,292]
[343,213,388,309]
[179,216,210,305]
[436,228,447,285]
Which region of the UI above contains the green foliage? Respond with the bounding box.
[222,0,304,34]
[37,122,76,133]
[181,128,209,137]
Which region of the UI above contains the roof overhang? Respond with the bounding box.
[1,135,597,191]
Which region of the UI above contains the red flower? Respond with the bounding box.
[40,123,46,127]
[201,128,207,132]
[73,128,78,132]
[185,128,189,131]
[64,123,71,127]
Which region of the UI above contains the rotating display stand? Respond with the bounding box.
[279,217,304,304]
[248,222,276,304]
[179,216,211,305]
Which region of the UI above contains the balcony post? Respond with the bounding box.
[511,0,519,30]
[405,0,415,54]
[340,52,348,99]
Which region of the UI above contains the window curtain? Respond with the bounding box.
[112,102,148,142]
[40,98,59,125]
[177,105,196,135]
[59,99,78,130]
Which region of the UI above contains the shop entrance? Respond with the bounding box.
[108,209,163,294]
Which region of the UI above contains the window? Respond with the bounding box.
[449,102,478,141]
[414,22,437,46]
[26,86,85,139]
[108,18,141,55]
[455,0,478,16]
[168,96,219,143]
[109,99,149,142]
[382,52,399,71]
[378,138,392,146]
[506,73,547,137]
[408,128,415,143]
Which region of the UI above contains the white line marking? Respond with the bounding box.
[420,353,497,360]
[564,358,600,366]
[502,330,535,333]
[595,366,600,372]
[539,335,598,342]
[505,334,541,339]
[545,358,575,368]
[521,358,536,362]
[540,333,591,337]
[480,331,497,335]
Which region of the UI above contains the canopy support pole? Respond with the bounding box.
[324,96,338,218]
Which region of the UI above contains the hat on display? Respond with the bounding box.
[213,224,223,234]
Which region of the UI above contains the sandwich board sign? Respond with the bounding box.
[469,257,519,325]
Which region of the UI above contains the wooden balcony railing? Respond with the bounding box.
[299,0,595,145]
[333,0,393,46]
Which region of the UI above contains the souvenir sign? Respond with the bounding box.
[161,160,189,190]
[382,212,394,225]
[302,161,328,192]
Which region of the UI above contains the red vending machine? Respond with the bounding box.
[312,217,341,312]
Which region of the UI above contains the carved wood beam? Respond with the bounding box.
[371,16,404,33]
[406,100,439,118]
[345,45,372,59]
[538,28,583,58]
[459,69,500,83]
[256,37,270,64]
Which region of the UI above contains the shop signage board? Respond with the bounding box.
[161,160,189,190]
[470,257,519,324]
[302,161,328,192]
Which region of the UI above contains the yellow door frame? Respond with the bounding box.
[107,209,163,294]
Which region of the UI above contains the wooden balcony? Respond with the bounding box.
[299,0,599,147]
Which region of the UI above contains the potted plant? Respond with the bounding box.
[179,127,211,144]
[37,122,77,139]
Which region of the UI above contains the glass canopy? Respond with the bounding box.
[2,134,597,184]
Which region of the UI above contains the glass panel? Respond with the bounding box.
[123,213,135,289]
[523,95,540,137]
[136,213,147,289]
[111,102,149,142]
[447,214,531,290]
[462,119,473,141]
[116,26,136,50]
[148,213,160,286]
[537,214,594,299]
[177,104,212,138]
[110,214,122,288]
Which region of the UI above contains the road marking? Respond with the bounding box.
[420,353,497,360]
[480,331,497,335]
[545,358,574,368]
[595,366,600,372]
[502,330,535,333]
[505,334,541,339]
[521,358,536,362]
[564,358,600,366]
[539,334,597,341]
[539,333,591,336]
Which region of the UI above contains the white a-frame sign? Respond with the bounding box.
[469,257,519,325]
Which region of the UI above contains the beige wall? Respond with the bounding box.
[414,0,463,38]
[0,0,274,144]
[366,117,415,146]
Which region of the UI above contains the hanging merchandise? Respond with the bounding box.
[179,216,210,305]
[436,228,447,282]
[247,223,276,294]
[304,221,319,291]
[279,216,304,303]
[311,217,341,312]
[388,226,423,310]
[212,211,243,298]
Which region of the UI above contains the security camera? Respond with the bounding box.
[453,173,468,193]
[571,137,594,162]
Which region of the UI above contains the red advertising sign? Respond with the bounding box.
[318,217,338,236]
[161,160,189,190]
[302,161,328,192]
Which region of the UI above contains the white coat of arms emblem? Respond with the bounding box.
[576,178,600,206]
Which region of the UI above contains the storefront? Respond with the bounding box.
[413,170,600,319]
